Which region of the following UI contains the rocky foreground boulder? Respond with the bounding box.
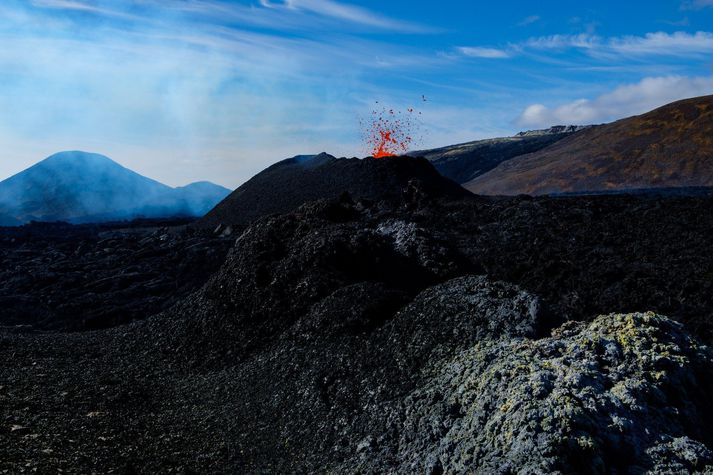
[343,311,713,474]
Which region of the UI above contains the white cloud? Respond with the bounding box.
[610,31,713,55]
[516,75,713,128]
[458,46,511,59]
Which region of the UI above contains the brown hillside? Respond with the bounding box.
[466,95,713,195]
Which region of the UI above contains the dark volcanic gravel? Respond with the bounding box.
[3,163,713,472]
[440,193,713,340]
[0,219,232,331]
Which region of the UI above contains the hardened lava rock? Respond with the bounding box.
[344,312,713,474]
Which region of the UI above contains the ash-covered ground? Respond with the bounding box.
[3,165,713,473]
[0,219,232,331]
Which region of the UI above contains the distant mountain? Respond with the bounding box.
[409,126,589,184]
[172,181,234,217]
[197,153,469,228]
[466,95,713,195]
[0,213,21,227]
[0,151,231,225]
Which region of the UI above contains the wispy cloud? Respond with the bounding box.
[259,0,432,32]
[516,75,713,127]
[30,0,142,20]
[522,33,600,50]
[661,17,690,27]
[458,46,511,59]
[32,0,103,11]
[526,31,713,57]
[681,0,713,10]
[518,15,541,27]
[460,30,713,60]
[30,0,433,34]
[609,31,713,55]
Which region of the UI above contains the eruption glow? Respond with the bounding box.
[361,105,422,158]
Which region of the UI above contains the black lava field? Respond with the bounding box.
[3,157,713,473]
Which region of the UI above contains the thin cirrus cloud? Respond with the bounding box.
[29,0,434,33]
[457,46,511,59]
[528,31,713,57]
[31,0,107,11]
[682,0,713,9]
[522,33,600,50]
[459,31,713,59]
[258,0,433,32]
[516,75,713,128]
[518,15,541,27]
[609,31,713,55]
[29,0,142,20]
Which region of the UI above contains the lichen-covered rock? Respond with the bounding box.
[345,312,713,474]
[384,276,541,370]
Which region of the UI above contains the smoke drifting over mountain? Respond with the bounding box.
[0,152,230,225]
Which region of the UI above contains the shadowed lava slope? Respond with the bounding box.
[467,95,713,195]
[197,154,468,229]
[4,186,713,472]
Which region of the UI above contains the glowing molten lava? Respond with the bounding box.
[361,105,422,158]
[373,130,399,158]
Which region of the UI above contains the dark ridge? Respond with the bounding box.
[196,153,470,229]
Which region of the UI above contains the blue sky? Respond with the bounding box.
[1,0,713,187]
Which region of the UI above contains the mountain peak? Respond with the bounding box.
[42,151,118,165]
[0,152,230,224]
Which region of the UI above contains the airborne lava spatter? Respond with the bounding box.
[361,106,422,158]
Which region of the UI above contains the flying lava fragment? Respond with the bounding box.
[360,104,423,158]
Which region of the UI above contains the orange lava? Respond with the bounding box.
[373,131,398,158]
[361,105,422,158]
